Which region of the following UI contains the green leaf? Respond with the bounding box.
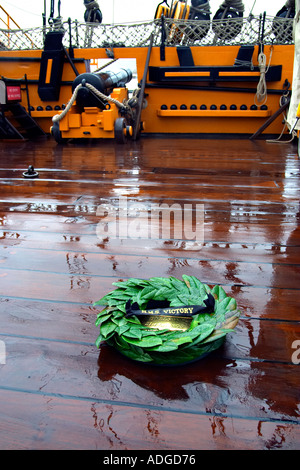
[111,281,128,288]
[123,335,163,348]
[189,317,200,329]
[113,335,131,350]
[170,277,188,293]
[126,315,142,325]
[116,324,130,336]
[149,277,172,287]
[139,286,158,300]
[100,320,117,338]
[115,303,127,314]
[147,341,179,352]
[201,329,228,344]
[95,333,105,348]
[93,297,110,306]
[111,316,127,326]
[95,313,112,326]
[123,327,143,340]
[219,287,227,299]
[133,290,145,309]
[183,275,203,297]
[228,297,237,310]
[108,292,131,300]
[186,323,216,346]
[113,278,148,288]
[176,294,191,305]
[109,338,153,362]
[150,349,194,365]
[190,313,214,326]
[95,307,109,316]
[152,287,172,300]
[203,283,212,294]
[121,347,153,362]
[107,298,126,307]
[171,336,193,346]
[123,287,142,297]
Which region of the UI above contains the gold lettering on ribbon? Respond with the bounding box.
[141,307,194,316]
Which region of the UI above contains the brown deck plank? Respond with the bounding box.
[0,337,299,424]
[1,227,300,264]
[1,247,300,289]
[0,283,299,332]
[0,267,300,322]
[1,178,299,204]
[0,137,299,450]
[1,207,299,247]
[1,389,299,450]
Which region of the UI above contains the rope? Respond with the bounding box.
[284,0,295,8]
[84,0,102,23]
[85,0,100,9]
[52,82,128,123]
[255,46,273,105]
[255,52,267,104]
[266,95,296,143]
[266,121,296,143]
[191,1,210,13]
[249,0,256,17]
[218,0,245,13]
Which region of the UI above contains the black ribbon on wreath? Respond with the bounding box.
[125,293,215,318]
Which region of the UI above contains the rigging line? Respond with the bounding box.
[249,0,257,16]
[0,0,41,18]
[50,0,54,18]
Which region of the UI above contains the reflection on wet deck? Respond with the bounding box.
[0,137,299,450]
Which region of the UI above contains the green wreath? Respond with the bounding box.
[94,275,240,366]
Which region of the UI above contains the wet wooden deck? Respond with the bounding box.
[0,136,299,450]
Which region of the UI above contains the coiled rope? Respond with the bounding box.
[255,52,267,104]
[255,46,273,105]
[217,0,245,14]
[192,1,211,13]
[52,82,129,123]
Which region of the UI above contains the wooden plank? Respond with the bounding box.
[1,206,299,228]
[0,213,299,250]
[1,164,299,181]
[0,178,299,202]
[0,298,97,342]
[1,389,299,450]
[1,229,300,264]
[0,338,299,423]
[0,266,300,310]
[1,247,300,289]
[0,282,299,336]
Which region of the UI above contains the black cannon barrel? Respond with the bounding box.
[72,68,133,108]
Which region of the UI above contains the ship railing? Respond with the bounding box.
[0,15,295,52]
[0,4,37,50]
